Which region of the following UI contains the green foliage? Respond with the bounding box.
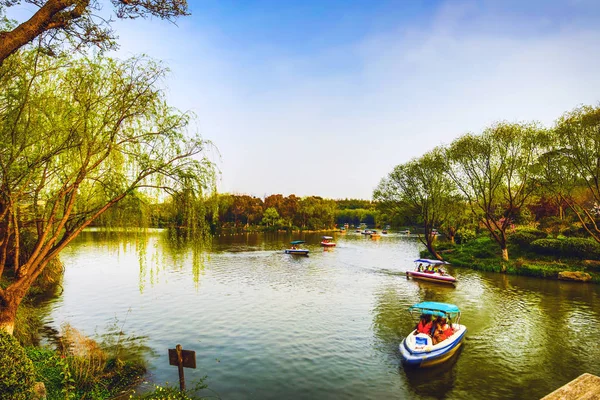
[25,324,148,400]
[26,347,63,397]
[134,381,210,399]
[0,330,36,400]
[530,239,563,256]
[529,237,600,259]
[335,208,377,226]
[561,238,600,259]
[14,302,45,347]
[535,216,570,236]
[455,228,476,244]
[0,48,216,333]
[507,228,547,248]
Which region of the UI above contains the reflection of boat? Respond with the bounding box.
[406,259,456,285]
[320,236,336,247]
[284,240,309,255]
[370,230,381,238]
[400,302,467,368]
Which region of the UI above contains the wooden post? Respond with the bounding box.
[176,344,185,391]
[168,344,196,392]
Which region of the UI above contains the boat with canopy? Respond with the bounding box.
[399,301,467,368]
[320,236,336,247]
[406,259,457,285]
[284,240,309,255]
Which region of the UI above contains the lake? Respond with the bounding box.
[45,230,600,399]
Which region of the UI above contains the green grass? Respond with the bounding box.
[424,236,600,283]
[26,346,146,400]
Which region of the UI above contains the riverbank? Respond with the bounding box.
[427,236,600,284]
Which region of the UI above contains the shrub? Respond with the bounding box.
[14,301,44,347]
[508,228,547,248]
[530,237,600,259]
[537,216,569,235]
[455,228,476,244]
[561,238,600,259]
[530,239,563,256]
[0,330,36,400]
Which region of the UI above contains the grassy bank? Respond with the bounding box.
[425,236,600,283]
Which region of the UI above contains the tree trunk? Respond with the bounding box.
[501,247,509,261]
[426,234,443,261]
[0,293,20,335]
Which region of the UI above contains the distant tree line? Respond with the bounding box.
[374,105,600,261]
[96,194,391,232]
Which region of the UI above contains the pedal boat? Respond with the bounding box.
[320,236,336,247]
[400,302,467,368]
[284,240,309,255]
[406,259,457,285]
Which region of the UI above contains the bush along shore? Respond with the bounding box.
[424,228,600,283]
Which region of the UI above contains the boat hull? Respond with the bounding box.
[320,242,336,247]
[285,249,309,255]
[406,271,456,284]
[400,326,467,368]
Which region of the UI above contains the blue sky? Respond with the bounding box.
[8,0,600,199]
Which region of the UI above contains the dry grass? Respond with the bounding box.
[59,323,107,390]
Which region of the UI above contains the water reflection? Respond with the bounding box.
[46,230,600,400]
[402,348,461,399]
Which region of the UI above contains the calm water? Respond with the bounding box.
[46,230,600,399]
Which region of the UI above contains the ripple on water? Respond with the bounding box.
[46,231,600,400]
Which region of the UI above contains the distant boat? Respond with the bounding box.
[381,230,388,234]
[320,236,336,247]
[285,240,309,256]
[400,229,411,235]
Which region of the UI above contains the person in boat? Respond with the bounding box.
[431,317,453,344]
[414,314,432,335]
[417,263,423,272]
[291,245,298,250]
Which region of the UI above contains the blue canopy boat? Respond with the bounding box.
[285,240,309,256]
[399,302,466,368]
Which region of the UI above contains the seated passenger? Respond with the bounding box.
[432,317,453,344]
[414,314,432,335]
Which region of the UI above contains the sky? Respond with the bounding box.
[8,0,600,199]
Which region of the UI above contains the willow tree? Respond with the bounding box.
[374,148,455,260]
[0,50,215,334]
[445,122,543,261]
[0,0,188,64]
[550,105,600,242]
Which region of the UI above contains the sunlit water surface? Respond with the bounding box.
[46,230,600,399]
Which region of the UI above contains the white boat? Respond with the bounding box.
[400,302,467,368]
[285,240,309,256]
[406,259,457,285]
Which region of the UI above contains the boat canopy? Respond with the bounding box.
[290,240,305,245]
[414,258,449,265]
[322,236,333,240]
[409,301,460,317]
